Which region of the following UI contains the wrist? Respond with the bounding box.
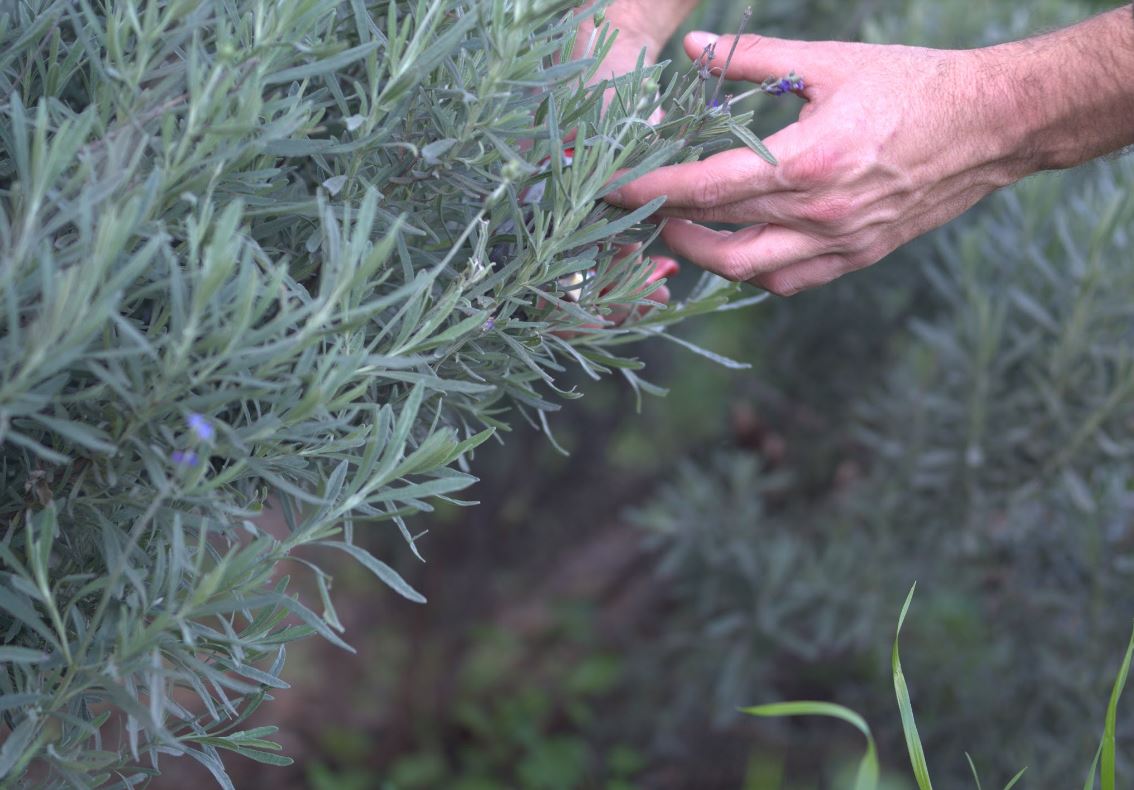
[926,47,1035,194]
[981,7,1134,176]
[946,47,1038,187]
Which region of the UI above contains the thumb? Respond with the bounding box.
[684,31,833,89]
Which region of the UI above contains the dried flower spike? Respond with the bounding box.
[708,6,753,108]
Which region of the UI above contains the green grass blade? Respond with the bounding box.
[1001,766,1027,790]
[1084,740,1103,790]
[743,701,879,790]
[968,750,1025,790]
[893,583,934,790]
[965,753,983,790]
[1102,622,1134,790]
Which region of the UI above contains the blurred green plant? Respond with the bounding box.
[745,585,1134,790]
[630,155,1134,786]
[306,606,641,790]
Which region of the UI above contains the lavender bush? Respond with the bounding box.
[0,0,781,784]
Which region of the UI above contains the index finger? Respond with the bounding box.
[605,126,801,211]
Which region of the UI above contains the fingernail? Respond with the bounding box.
[647,259,680,283]
[687,31,719,50]
[606,189,624,205]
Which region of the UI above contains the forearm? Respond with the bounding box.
[990,5,1134,176]
[574,0,699,62]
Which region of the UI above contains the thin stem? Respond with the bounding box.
[709,6,753,108]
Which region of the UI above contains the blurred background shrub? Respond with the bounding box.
[147,0,1134,788]
[632,159,1134,786]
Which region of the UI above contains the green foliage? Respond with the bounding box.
[309,611,640,790]
[744,700,879,790]
[631,158,1134,785]
[746,588,1134,790]
[0,0,778,785]
[861,0,1117,47]
[858,161,1134,529]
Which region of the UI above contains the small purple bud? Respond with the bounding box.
[171,450,199,466]
[762,73,804,97]
[708,96,731,115]
[187,413,215,442]
[482,318,495,332]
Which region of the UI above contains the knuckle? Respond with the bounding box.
[798,194,856,227]
[718,248,752,282]
[784,146,839,189]
[758,271,799,297]
[689,176,727,209]
[860,241,892,268]
[845,235,891,269]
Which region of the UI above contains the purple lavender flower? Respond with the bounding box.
[762,73,806,96]
[708,96,731,114]
[186,413,215,442]
[171,450,199,466]
[482,317,495,332]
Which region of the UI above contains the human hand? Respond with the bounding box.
[606,32,1027,295]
